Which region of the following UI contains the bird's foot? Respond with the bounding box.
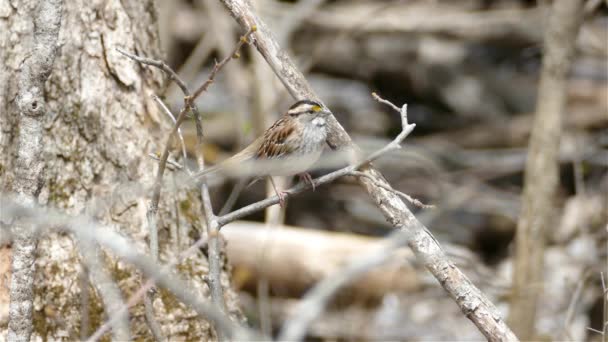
[269,176,288,208]
[298,172,315,191]
[277,191,288,208]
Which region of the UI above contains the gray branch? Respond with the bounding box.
[7,1,63,341]
[0,198,260,341]
[216,0,518,340]
[76,237,130,341]
[118,29,254,339]
[278,229,412,341]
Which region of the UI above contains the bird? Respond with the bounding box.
[195,99,331,206]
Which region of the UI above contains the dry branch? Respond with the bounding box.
[117,27,255,340]
[0,198,260,341]
[217,0,518,340]
[76,237,130,341]
[278,229,412,341]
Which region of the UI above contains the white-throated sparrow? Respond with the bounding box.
[196,99,331,205]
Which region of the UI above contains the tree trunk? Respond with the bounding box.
[0,0,242,340]
[508,0,584,339]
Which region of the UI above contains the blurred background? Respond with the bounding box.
[157,0,606,340]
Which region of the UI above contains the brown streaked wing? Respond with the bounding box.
[255,117,298,159]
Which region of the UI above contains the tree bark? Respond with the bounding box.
[508,0,584,339]
[0,0,242,340]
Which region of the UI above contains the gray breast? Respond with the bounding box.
[299,123,327,154]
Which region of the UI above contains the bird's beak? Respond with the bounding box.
[321,109,332,116]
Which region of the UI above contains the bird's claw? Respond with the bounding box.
[277,191,288,208]
[299,173,315,191]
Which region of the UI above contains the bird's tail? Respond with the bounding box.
[193,163,221,179]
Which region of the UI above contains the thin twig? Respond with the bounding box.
[79,266,90,341]
[153,95,189,171]
[586,327,604,335]
[218,179,248,215]
[560,268,592,340]
[348,171,434,209]
[117,48,190,95]
[371,91,401,113]
[166,31,215,100]
[143,295,165,342]
[117,26,255,341]
[602,271,607,341]
[86,235,208,341]
[148,153,184,170]
[0,198,260,341]
[77,237,131,341]
[189,26,257,102]
[278,229,412,341]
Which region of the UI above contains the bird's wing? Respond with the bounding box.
[255,118,299,159]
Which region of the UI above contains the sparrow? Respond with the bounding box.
[196,99,331,206]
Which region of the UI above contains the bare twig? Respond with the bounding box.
[148,153,184,170]
[348,171,434,209]
[77,237,130,341]
[561,268,592,340]
[201,0,251,150]
[218,179,248,215]
[508,0,584,338]
[117,48,190,95]
[189,26,257,102]
[602,271,607,341]
[215,1,518,339]
[0,198,260,341]
[371,91,401,113]
[166,31,215,100]
[7,1,63,341]
[147,96,189,342]
[143,294,165,342]
[278,229,412,341]
[119,27,256,241]
[79,266,90,340]
[190,28,257,333]
[153,95,189,170]
[118,27,255,340]
[86,235,209,341]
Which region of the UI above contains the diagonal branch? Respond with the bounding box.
[0,198,261,341]
[278,229,412,341]
[76,237,130,341]
[216,0,518,340]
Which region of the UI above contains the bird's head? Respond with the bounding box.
[286,99,331,127]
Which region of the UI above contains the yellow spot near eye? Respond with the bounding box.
[312,105,322,112]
